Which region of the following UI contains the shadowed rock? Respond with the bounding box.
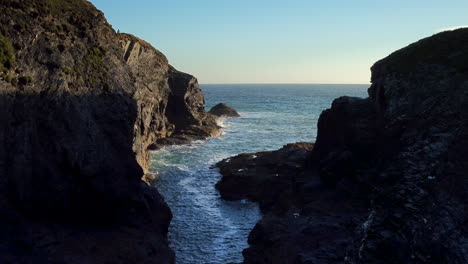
[216,29,468,264]
[215,142,313,211]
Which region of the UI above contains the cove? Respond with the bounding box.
[151,84,367,263]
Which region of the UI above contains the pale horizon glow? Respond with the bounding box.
[90,0,468,84]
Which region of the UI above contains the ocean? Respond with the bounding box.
[151,84,368,264]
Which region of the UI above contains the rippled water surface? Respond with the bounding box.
[152,84,368,264]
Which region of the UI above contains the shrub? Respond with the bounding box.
[62,23,71,33]
[4,74,11,83]
[0,35,15,74]
[63,67,73,75]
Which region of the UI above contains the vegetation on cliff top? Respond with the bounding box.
[0,34,15,74]
[45,0,95,16]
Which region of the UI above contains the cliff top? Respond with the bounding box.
[2,0,104,23]
[371,28,468,78]
[119,33,155,49]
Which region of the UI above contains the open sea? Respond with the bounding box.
[151,84,368,264]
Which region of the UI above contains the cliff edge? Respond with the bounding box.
[216,29,468,264]
[0,0,217,263]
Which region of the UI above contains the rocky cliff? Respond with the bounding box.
[216,29,468,264]
[0,0,218,263]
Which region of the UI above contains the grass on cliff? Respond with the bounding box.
[84,47,107,69]
[0,35,15,74]
[44,0,102,34]
[46,0,94,16]
[82,47,109,87]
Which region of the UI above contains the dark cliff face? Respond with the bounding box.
[216,29,468,264]
[314,29,468,263]
[0,0,217,263]
[352,29,468,264]
[315,29,468,263]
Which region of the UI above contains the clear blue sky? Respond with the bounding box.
[91,0,467,84]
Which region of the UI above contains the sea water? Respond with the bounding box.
[151,84,368,264]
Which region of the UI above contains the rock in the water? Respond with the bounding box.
[216,142,313,212]
[216,29,468,264]
[0,1,218,263]
[209,103,240,117]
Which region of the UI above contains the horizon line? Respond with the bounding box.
[199,82,371,85]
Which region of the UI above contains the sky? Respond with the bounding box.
[91,0,468,84]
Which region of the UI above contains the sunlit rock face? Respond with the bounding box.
[0,0,217,263]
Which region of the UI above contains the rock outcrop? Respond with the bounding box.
[216,29,468,264]
[216,143,313,211]
[0,0,217,263]
[150,67,221,149]
[209,103,240,117]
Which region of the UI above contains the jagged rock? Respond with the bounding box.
[340,28,468,264]
[0,0,218,263]
[209,103,240,117]
[215,142,313,212]
[217,29,468,264]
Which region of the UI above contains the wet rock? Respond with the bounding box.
[216,142,313,212]
[209,103,240,117]
[216,142,368,264]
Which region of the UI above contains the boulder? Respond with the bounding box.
[215,142,313,212]
[209,103,240,117]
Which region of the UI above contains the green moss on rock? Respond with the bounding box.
[84,47,107,70]
[81,46,109,86]
[63,67,73,75]
[46,0,89,16]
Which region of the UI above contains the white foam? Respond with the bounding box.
[238,111,278,119]
[206,153,234,165]
[216,117,227,128]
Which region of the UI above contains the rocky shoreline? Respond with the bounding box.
[216,29,468,264]
[215,143,368,264]
[216,143,313,212]
[1,1,468,264]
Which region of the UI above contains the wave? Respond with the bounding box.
[178,177,224,219]
[216,117,227,128]
[237,111,280,119]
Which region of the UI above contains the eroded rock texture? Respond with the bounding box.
[216,29,468,264]
[0,0,218,263]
